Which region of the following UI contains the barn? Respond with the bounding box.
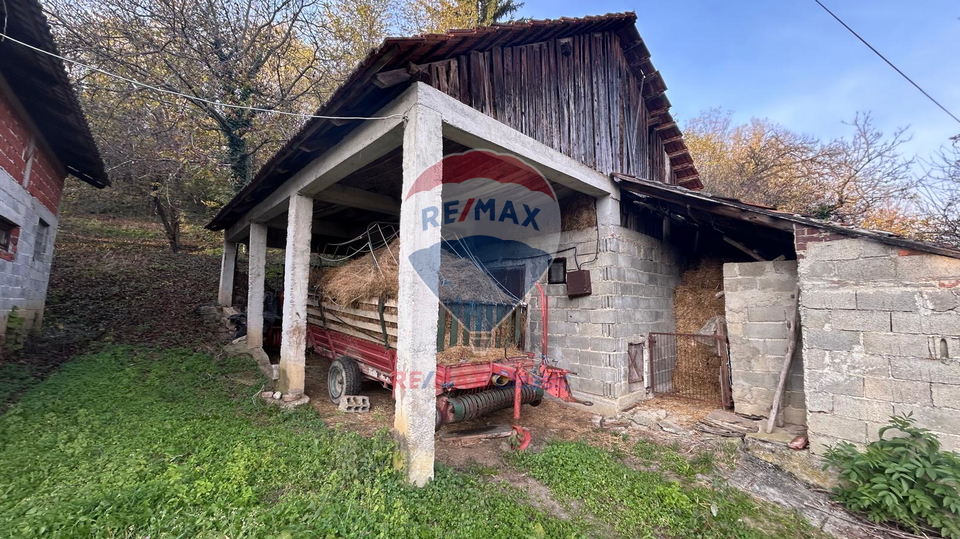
[206,13,960,484]
[0,0,108,346]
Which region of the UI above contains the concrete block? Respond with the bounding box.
[862,333,930,357]
[802,290,857,310]
[894,404,960,435]
[920,313,960,335]
[808,413,868,443]
[737,262,769,277]
[745,323,789,340]
[890,358,960,384]
[748,305,786,323]
[920,290,960,312]
[806,239,862,261]
[806,391,834,412]
[832,395,894,422]
[339,395,370,413]
[932,384,960,410]
[895,255,960,281]
[828,311,890,332]
[804,329,860,351]
[835,257,897,281]
[864,377,932,405]
[810,371,864,397]
[891,312,921,333]
[856,290,918,312]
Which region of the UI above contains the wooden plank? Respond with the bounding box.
[437,305,447,351]
[449,309,459,347]
[767,292,801,433]
[313,310,398,337]
[318,302,399,323]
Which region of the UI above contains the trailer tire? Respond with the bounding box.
[328,356,361,404]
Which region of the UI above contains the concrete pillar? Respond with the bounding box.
[596,194,620,228]
[247,223,268,349]
[394,104,442,487]
[218,239,238,306]
[278,195,314,397]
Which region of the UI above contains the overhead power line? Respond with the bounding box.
[0,31,405,122]
[813,0,960,126]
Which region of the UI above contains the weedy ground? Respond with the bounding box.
[0,215,826,538]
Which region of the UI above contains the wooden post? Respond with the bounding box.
[278,195,313,398]
[218,239,238,307]
[394,103,442,487]
[247,223,268,349]
[766,289,801,433]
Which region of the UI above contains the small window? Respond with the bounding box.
[34,219,50,265]
[548,258,567,284]
[0,217,15,252]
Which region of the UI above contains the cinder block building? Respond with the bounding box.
[0,0,107,342]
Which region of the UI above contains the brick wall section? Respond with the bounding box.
[527,225,680,412]
[723,260,806,426]
[0,87,65,339]
[795,225,960,454]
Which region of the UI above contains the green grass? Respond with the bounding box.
[0,346,585,538]
[633,439,715,479]
[0,363,35,407]
[511,442,819,539]
[0,345,823,538]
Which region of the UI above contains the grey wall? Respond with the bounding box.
[724,260,806,426]
[797,233,960,454]
[0,167,59,340]
[527,224,680,413]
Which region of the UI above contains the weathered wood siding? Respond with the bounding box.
[418,31,673,184]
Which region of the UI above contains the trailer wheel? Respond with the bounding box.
[328,356,361,404]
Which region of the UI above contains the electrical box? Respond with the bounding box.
[566,269,592,297]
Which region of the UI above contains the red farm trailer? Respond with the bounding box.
[306,283,587,446]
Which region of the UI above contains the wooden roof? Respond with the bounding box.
[0,0,107,187]
[207,12,701,231]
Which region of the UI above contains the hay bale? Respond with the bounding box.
[671,259,727,401]
[437,344,525,366]
[560,193,597,231]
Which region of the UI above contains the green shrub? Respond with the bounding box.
[824,413,960,537]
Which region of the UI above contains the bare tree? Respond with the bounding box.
[45,0,394,191]
[920,137,960,246]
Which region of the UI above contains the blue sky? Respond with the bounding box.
[519,1,960,162]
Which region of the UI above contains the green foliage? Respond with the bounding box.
[0,346,584,538]
[633,439,715,479]
[511,441,818,539]
[824,413,960,537]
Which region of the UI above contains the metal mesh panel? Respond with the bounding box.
[648,332,732,407]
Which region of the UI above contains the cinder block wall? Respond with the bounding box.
[796,226,960,454]
[723,260,806,426]
[0,88,64,340]
[528,225,680,413]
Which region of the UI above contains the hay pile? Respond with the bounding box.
[314,239,514,306]
[312,238,522,365]
[671,259,726,402]
[560,193,597,231]
[674,259,725,334]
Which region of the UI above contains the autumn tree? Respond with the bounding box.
[400,0,522,34]
[45,0,394,191]
[684,109,919,232]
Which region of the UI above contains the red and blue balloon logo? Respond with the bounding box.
[405,150,561,330]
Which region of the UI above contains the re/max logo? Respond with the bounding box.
[421,199,541,231]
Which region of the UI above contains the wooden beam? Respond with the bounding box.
[313,184,400,215]
[653,121,677,131]
[723,236,765,261]
[767,291,800,433]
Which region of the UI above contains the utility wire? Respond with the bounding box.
[0,31,405,122]
[813,0,960,126]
